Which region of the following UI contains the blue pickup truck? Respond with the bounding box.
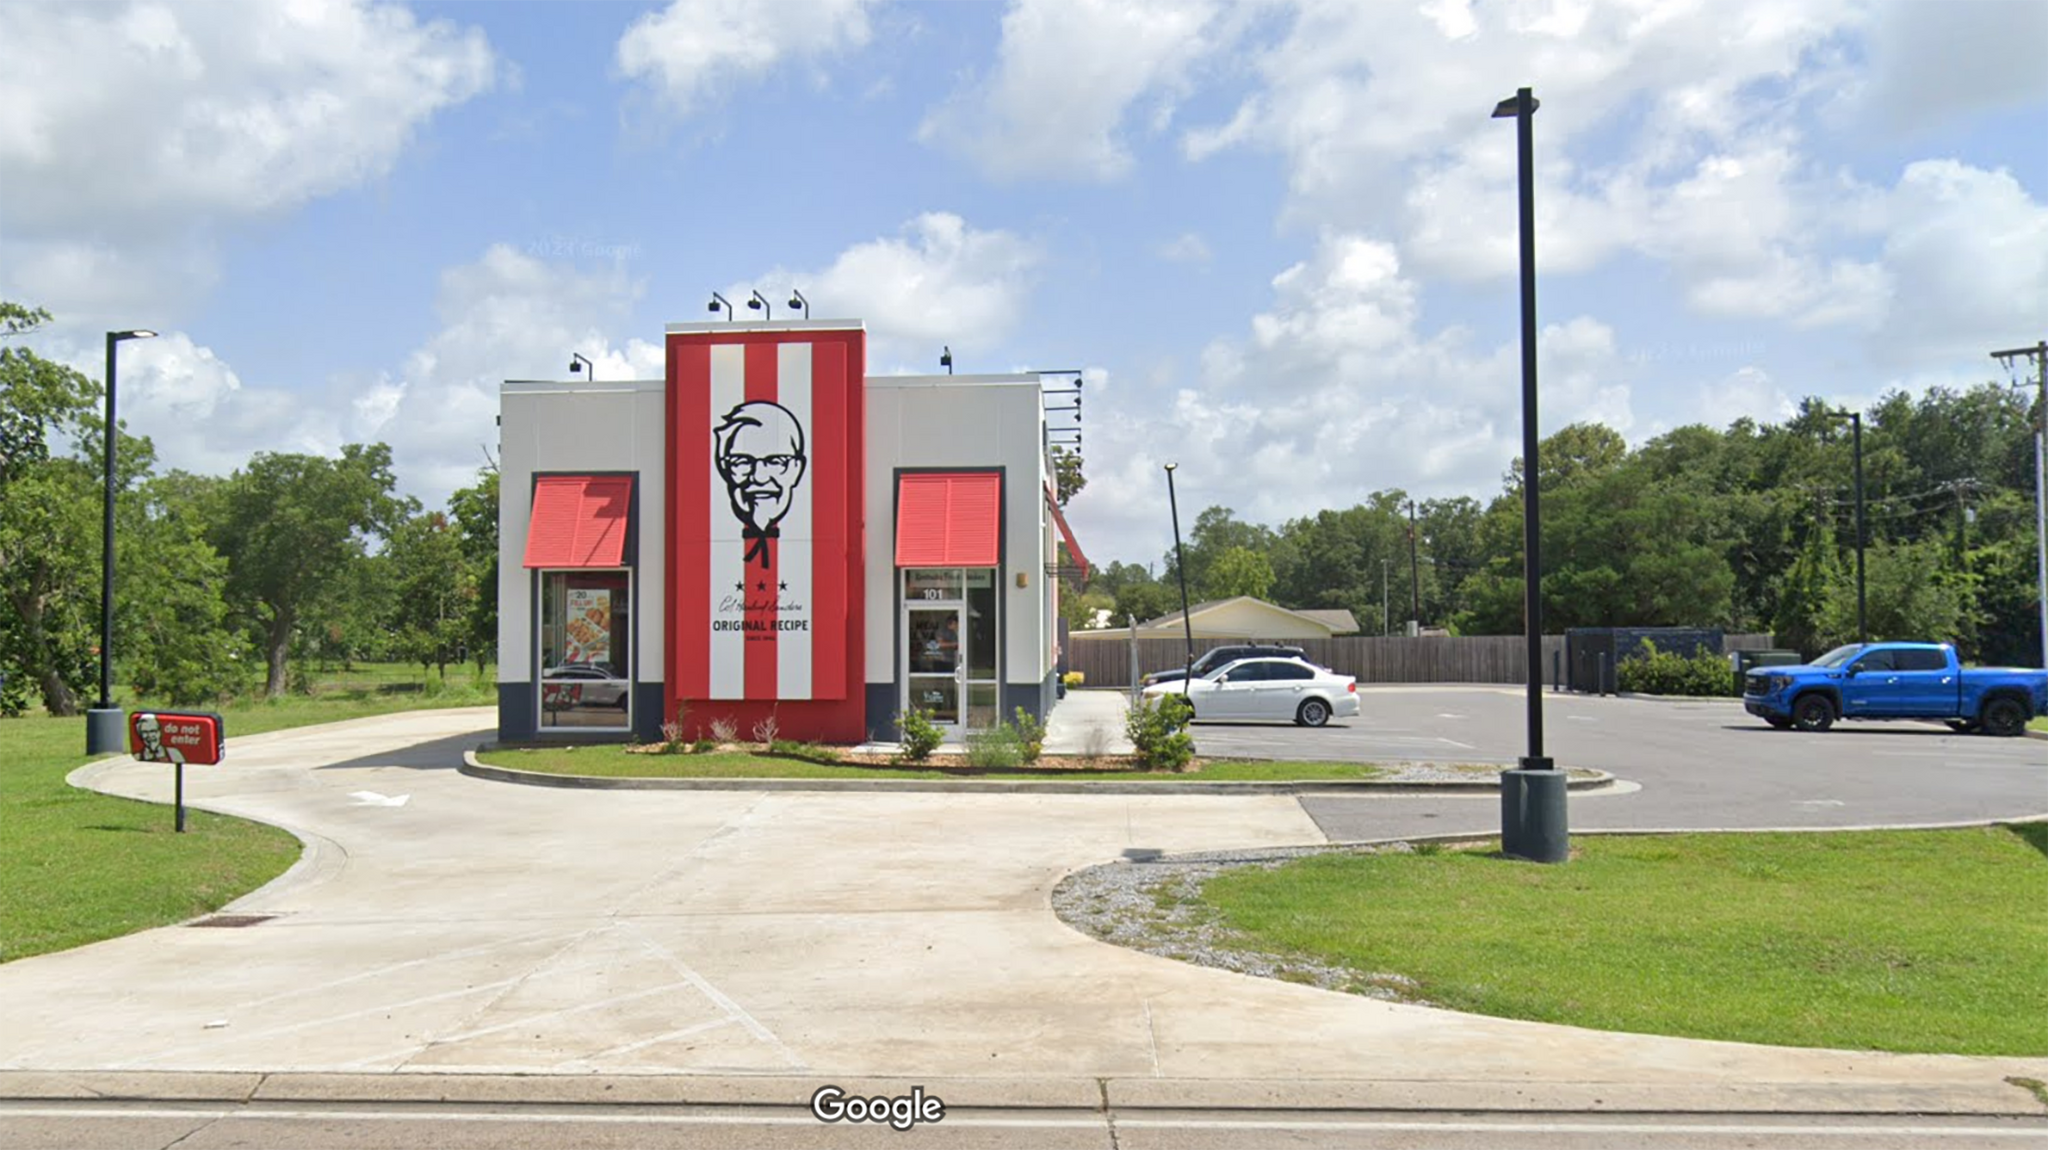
[1743,642,2048,735]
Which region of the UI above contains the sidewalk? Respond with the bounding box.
[0,707,2040,1116]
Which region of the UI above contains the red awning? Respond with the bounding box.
[1044,483,1090,581]
[523,475,633,568]
[895,472,1001,567]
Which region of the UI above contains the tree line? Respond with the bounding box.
[1,302,498,716]
[1064,387,2045,666]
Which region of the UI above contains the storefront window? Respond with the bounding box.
[965,570,996,680]
[539,570,631,729]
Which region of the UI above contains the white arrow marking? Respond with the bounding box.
[349,791,410,807]
[1796,799,1847,807]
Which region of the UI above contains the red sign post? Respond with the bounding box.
[129,711,225,832]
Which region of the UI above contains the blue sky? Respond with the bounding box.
[4,0,2046,570]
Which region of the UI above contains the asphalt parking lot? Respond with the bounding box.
[1188,686,2048,838]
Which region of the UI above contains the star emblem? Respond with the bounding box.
[778,580,788,591]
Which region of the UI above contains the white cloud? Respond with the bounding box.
[919,0,1232,181]
[0,0,495,323]
[616,0,876,117]
[1873,159,2048,364]
[1177,0,1887,321]
[0,1,494,228]
[98,245,663,509]
[1159,233,1213,264]
[762,212,1041,362]
[1063,232,1641,565]
[1851,0,2048,134]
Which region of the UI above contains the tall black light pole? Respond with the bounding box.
[1829,409,1867,645]
[86,329,157,755]
[1493,87,1566,863]
[1164,463,1195,697]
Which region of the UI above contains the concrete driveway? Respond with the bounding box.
[0,705,2042,1114]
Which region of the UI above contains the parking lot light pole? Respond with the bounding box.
[1164,463,1195,698]
[1493,87,1567,863]
[86,328,157,756]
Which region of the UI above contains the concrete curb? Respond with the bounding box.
[0,1070,2039,1116]
[457,750,1617,795]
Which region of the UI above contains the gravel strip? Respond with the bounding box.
[1050,840,1479,1003]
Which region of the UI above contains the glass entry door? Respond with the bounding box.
[905,605,965,728]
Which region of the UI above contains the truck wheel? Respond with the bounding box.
[1791,695,1834,732]
[1979,697,2029,738]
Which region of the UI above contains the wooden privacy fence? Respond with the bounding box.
[1064,633,1775,688]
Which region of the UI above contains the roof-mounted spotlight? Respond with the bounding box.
[709,291,733,320]
[940,345,953,375]
[569,352,595,381]
[787,288,809,319]
[747,290,773,321]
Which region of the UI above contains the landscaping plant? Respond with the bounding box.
[1126,692,1195,771]
[894,706,943,763]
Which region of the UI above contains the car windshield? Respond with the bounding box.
[1810,644,1863,668]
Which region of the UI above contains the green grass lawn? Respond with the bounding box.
[0,663,495,964]
[473,745,1392,783]
[1193,826,2048,1056]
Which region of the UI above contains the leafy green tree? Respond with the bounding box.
[119,475,250,706]
[0,304,107,715]
[208,444,409,697]
[447,468,499,672]
[1816,540,1973,650]
[1771,514,1844,658]
[385,509,467,678]
[0,459,102,715]
[1168,506,1276,597]
[1201,545,1274,600]
[1049,447,1085,508]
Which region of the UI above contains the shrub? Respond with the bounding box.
[769,738,840,765]
[1009,706,1046,763]
[1615,639,1737,697]
[965,723,1024,769]
[751,713,780,746]
[1126,692,1195,772]
[658,719,689,754]
[708,716,739,743]
[1062,671,1085,688]
[691,738,716,754]
[894,707,944,763]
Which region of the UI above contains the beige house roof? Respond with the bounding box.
[1084,596,1357,640]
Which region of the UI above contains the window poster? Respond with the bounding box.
[566,587,612,666]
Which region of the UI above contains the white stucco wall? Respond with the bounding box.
[864,374,1051,687]
[498,380,668,686]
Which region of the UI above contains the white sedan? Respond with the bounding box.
[1142,656,1359,727]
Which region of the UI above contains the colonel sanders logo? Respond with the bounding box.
[133,712,185,764]
[714,401,807,569]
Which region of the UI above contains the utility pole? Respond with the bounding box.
[1406,500,1421,635]
[1991,340,2048,669]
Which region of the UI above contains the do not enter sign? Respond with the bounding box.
[129,711,225,766]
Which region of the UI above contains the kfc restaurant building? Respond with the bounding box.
[496,320,1088,744]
